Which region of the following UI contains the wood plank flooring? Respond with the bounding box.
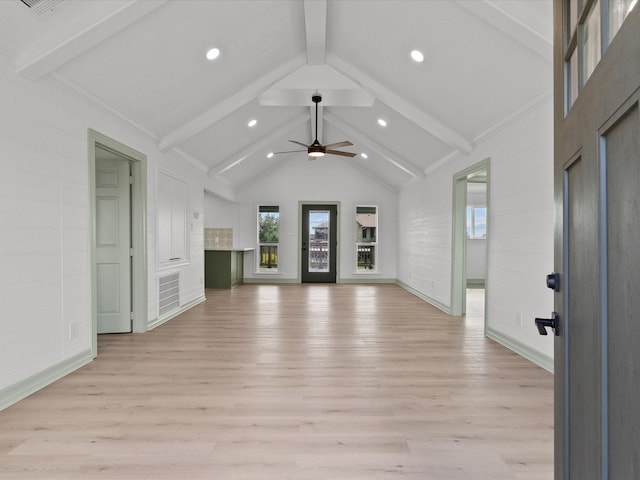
[0,284,553,479]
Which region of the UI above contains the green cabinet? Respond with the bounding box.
[205,250,244,288]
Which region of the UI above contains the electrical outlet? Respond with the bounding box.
[69,323,79,340]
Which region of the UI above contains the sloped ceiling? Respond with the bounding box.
[0,0,552,193]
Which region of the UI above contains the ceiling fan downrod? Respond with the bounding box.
[309,94,324,157]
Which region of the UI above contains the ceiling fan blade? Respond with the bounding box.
[288,140,309,148]
[325,149,357,158]
[273,149,307,154]
[324,140,353,149]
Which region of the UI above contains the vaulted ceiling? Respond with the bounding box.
[0,0,552,193]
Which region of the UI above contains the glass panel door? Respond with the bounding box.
[301,204,337,283]
[308,209,330,273]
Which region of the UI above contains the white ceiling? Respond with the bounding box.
[0,0,553,193]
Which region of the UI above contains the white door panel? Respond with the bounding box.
[96,158,131,334]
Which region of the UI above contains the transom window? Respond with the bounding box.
[564,0,637,113]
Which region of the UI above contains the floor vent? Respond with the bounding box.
[19,0,65,18]
[159,273,180,317]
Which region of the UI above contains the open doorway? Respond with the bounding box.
[88,130,148,357]
[451,159,489,332]
[465,176,487,327]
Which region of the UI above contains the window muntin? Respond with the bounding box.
[257,205,279,271]
[563,0,637,113]
[356,206,377,271]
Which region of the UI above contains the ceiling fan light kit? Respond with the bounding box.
[273,93,356,160]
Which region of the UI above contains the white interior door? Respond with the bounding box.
[96,157,131,334]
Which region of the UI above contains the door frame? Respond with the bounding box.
[298,201,340,283]
[88,129,148,357]
[451,158,490,326]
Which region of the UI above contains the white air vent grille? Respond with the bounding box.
[159,273,180,317]
[19,0,64,18]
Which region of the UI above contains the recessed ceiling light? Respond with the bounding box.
[377,118,387,127]
[411,49,424,62]
[267,152,274,158]
[361,153,368,159]
[247,119,257,127]
[206,47,220,61]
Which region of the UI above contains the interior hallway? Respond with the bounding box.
[0,284,552,479]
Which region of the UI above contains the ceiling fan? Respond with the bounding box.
[274,93,356,160]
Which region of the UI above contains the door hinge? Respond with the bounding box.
[130,312,134,320]
[130,248,134,257]
[129,175,134,185]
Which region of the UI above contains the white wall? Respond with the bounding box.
[0,54,205,406]
[203,192,240,245]
[467,240,486,281]
[398,101,555,370]
[233,155,398,282]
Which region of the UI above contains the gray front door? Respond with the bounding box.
[553,3,639,478]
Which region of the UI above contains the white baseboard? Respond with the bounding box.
[0,349,93,412]
[243,277,299,284]
[396,280,451,314]
[148,294,206,331]
[339,277,396,284]
[486,326,554,373]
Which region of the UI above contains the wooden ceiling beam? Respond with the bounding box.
[324,111,425,180]
[455,0,552,63]
[303,0,327,66]
[212,113,309,176]
[159,55,306,152]
[327,54,473,154]
[16,1,167,80]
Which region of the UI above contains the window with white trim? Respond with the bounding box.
[257,205,279,272]
[356,205,377,271]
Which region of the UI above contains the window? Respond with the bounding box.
[467,206,487,239]
[158,170,188,266]
[610,0,638,42]
[356,206,377,271]
[257,205,279,271]
[563,0,638,113]
[582,0,602,84]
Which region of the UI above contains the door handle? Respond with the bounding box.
[535,312,559,336]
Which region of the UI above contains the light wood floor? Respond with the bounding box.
[0,284,553,479]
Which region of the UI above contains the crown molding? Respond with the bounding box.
[472,88,552,144]
[47,72,158,141]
